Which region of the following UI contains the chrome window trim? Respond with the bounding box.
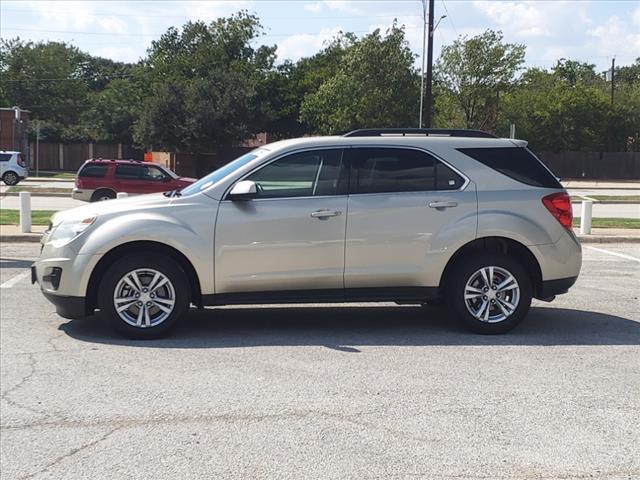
[221,143,470,201]
[346,144,470,194]
[221,146,346,201]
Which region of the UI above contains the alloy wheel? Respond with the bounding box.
[113,268,176,328]
[463,266,520,323]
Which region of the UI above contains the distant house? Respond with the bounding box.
[0,107,30,155]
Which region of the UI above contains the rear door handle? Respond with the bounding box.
[311,209,342,219]
[428,201,458,209]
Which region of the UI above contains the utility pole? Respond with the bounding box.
[610,57,615,106]
[425,0,435,128]
[36,123,41,177]
[419,0,427,128]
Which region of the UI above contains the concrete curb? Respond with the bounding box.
[0,234,42,243]
[577,235,640,244]
[1,192,71,197]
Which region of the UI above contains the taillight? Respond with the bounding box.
[542,192,573,230]
[17,154,26,167]
[75,177,83,188]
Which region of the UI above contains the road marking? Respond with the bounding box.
[0,271,31,289]
[584,246,640,263]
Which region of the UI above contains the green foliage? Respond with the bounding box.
[133,12,276,151]
[435,30,525,129]
[1,20,638,154]
[300,24,419,134]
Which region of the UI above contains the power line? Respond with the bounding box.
[2,26,413,37]
[0,6,421,20]
[440,0,458,37]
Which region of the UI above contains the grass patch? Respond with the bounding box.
[572,217,640,229]
[0,209,56,225]
[7,186,72,194]
[588,195,640,202]
[31,171,75,179]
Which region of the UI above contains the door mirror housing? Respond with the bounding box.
[162,175,171,182]
[228,180,257,200]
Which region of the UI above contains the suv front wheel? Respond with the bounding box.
[98,254,190,339]
[447,253,532,334]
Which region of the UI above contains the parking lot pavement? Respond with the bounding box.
[1,243,639,479]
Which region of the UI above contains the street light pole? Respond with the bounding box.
[419,0,427,128]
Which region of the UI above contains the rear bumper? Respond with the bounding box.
[539,276,578,298]
[72,188,92,202]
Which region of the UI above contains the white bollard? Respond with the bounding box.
[19,192,31,233]
[116,192,128,199]
[580,200,593,235]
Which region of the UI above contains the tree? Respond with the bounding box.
[0,38,92,141]
[435,30,525,129]
[299,24,419,134]
[134,12,276,152]
[261,34,353,139]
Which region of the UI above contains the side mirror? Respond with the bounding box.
[228,180,257,200]
[162,176,171,182]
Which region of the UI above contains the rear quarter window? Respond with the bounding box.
[0,154,12,162]
[79,164,109,178]
[457,147,562,189]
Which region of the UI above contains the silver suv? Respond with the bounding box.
[0,150,28,185]
[32,129,581,338]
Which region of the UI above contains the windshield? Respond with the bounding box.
[180,149,268,196]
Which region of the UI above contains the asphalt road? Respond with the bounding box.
[1,242,639,479]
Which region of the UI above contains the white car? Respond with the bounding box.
[0,150,28,185]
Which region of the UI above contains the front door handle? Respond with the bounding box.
[428,200,458,209]
[310,209,342,219]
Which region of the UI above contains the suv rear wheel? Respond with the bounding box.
[91,189,116,202]
[2,171,19,186]
[447,253,532,334]
[98,254,190,339]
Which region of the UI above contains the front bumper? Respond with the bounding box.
[32,265,89,319]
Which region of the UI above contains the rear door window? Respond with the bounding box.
[79,164,109,178]
[115,165,144,180]
[347,148,464,193]
[457,147,562,188]
[0,154,11,162]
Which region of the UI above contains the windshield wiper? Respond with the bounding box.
[163,189,182,198]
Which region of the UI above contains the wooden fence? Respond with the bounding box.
[28,143,144,172]
[27,143,640,180]
[538,151,639,180]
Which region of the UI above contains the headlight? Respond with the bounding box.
[48,216,96,247]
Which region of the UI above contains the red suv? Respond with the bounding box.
[72,159,196,202]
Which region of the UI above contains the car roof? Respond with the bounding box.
[84,158,147,164]
[261,135,526,152]
[0,151,21,154]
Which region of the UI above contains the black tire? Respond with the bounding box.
[98,253,190,339]
[3,171,19,186]
[446,253,532,334]
[91,189,116,202]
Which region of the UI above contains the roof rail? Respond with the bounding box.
[343,128,497,138]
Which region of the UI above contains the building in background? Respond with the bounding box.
[0,107,30,156]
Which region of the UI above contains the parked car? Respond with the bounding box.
[33,129,581,339]
[0,150,28,185]
[72,159,196,202]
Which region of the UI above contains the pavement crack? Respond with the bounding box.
[1,353,36,399]
[18,427,121,480]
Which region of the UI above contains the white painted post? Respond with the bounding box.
[116,192,128,199]
[580,200,593,235]
[19,192,31,233]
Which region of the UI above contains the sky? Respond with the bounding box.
[1,0,639,72]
